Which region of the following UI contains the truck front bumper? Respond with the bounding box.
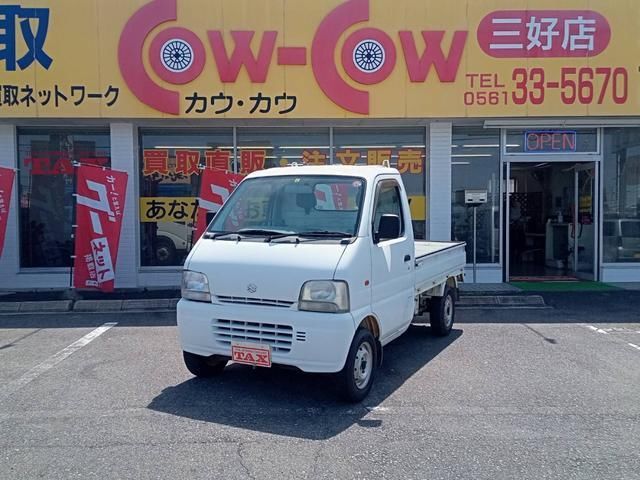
[177,299,357,373]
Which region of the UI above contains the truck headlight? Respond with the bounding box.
[299,280,349,313]
[181,270,211,302]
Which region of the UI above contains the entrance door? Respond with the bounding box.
[506,162,597,281]
[573,165,597,280]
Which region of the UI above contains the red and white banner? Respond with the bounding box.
[0,167,16,259]
[73,165,128,292]
[194,168,243,240]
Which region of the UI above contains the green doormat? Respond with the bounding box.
[510,281,621,292]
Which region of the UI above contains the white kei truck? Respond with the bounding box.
[177,165,466,402]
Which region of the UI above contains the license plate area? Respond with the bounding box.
[231,343,272,368]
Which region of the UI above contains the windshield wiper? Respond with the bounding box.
[296,230,354,238]
[204,231,240,240]
[236,228,297,241]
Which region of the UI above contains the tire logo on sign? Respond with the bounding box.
[353,39,385,73]
[161,38,194,72]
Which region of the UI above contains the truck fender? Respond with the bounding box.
[356,315,383,367]
[424,276,459,298]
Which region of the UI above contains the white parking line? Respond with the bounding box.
[586,325,609,334]
[583,324,640,353]
[0,322,117,402]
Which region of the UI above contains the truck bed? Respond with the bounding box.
[414,241,466,295]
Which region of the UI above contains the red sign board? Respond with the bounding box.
[0,167,16,259]
[477,10,610,58]
[73,165,128,292]
[194,168,244,240]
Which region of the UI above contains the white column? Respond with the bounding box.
[428,122,452,241]
[0,124,19,288]
[110,123,138,288]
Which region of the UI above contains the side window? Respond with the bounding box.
[372,181,405,239]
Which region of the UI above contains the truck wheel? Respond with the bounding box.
[183,351,226,377]
[337,328,377,403]
[429,286,455,337]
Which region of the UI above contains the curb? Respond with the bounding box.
[0,295,548,314]
[458,295,547,308]
[0,299,180,315]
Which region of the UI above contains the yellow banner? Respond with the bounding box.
[1,0,637,118]
[140,197,197,222]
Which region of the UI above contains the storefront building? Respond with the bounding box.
[1,0,639,289]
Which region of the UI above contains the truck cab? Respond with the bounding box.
[177,165,465,402]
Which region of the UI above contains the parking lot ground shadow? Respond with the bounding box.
[147,324,462,440]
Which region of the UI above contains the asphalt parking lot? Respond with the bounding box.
[1,292,639,479]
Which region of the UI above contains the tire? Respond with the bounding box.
[429,286,455,337]
[337,329,377,403]
[183,351,227,378]
[155,236,177,266]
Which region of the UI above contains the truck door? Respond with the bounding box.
[370,179,415,340]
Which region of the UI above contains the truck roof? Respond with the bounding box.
[246,165,399,182]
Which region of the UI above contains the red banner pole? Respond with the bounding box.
[69,161,79,289]
[190,162,206,250]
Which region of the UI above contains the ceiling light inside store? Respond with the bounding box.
[154,146,215,149]
[452,161,471,165]
[462,144,499,148]
[279,146,328,149]
[451,154,492,157]
[342,145,397,149]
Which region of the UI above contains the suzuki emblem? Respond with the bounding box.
[247,283,257,294]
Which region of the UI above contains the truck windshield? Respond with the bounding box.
[208,175,366,237]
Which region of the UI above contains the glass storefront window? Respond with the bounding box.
[332,128,426,239]
[17,128,111,268]
[603,128,640,263]
[236,127,330,171]
[451,127,500,264]
[139,129,233,267]
[506,128,598,154]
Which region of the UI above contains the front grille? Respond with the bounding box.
[213,319,294,353]
[216,295,295,308]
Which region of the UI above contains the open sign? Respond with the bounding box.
[525,130,577,153]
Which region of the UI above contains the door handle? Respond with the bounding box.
[404,254,411,262]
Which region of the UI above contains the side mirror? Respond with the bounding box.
[375,214,401,243]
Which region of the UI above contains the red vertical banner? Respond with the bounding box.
[0,167,16,259]
[73,165,128,292]
[194,169,244,240]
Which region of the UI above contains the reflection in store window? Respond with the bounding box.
[236,128,330,170]
[603,128,640,263]
[17,129,111,268]
[139,130,233,267]
[332,128,426,239]
[451,127,500,264]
